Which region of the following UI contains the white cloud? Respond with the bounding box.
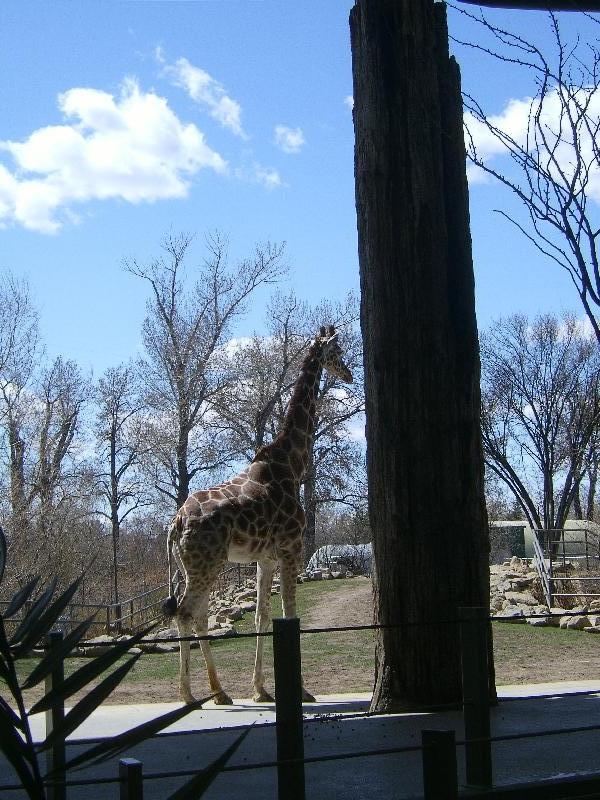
[235,161,282,190]
[0,78,227,233]
[162,55,247,140]
[344,95,354,111]
[274,125,305,154]
[464,88,600,200]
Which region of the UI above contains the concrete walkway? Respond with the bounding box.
[3,682,600,798]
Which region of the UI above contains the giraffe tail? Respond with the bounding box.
[162,517,181,618]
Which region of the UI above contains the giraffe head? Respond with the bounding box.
[317,325,353,383]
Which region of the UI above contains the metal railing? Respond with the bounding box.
[0,562,260,641]
[531,527,600,607]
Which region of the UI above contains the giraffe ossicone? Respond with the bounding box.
[163,325,353,705]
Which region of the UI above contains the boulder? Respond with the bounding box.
[559,614,591,630]
[83,635,116,657]
[494,607,525,622]
[504,591,538,606]
[526,617,549,627]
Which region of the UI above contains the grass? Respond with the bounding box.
[9,579,600,705]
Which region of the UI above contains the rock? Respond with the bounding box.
[504,591,538,606]
[509,556,525,570]
[83,635,116,656]
[589,599,600,611]
[559,614,590,630]
[526,617,549,627]
[494,607,525,622]
[240,601,256,612]
[584,626,600,633]
[236,589,256,601]
[152,627,179,640]
[210,626,237,638]
[508,578,534,590]
[346,570,354,578]
[490,595,504,612]
[127,647,142,654]
[310,571,323,581]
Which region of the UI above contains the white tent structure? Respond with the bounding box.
[306,543,372,575]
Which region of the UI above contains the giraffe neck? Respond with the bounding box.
[279,345,323,481]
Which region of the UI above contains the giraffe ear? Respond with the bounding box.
[327,324,335,337]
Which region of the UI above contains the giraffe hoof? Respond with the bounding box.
[253,689,275,703]
[181,693,196,705]
[302,689,317,703]
[213,691,233,705]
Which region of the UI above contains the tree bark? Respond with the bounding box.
[350,0,492,711]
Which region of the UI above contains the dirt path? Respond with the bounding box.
[303,576,373,628]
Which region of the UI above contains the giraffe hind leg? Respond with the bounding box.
[192,593,233,706]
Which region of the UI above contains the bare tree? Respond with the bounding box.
[94,364,150,612]
[0,273,40,523]
[481,313,600,534]
[456,7,600,341]
[127,231,287,509]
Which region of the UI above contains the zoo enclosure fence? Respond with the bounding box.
[4,609,600,799]
[0,563,258,639]
[532,526,600,607]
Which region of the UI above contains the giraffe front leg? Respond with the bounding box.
[280,557,316,703]
[252,559,276,703]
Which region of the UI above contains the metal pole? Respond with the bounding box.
[422,730,458,799]
[459,606,492,789]
[119,758,143,800]
[45,631,66,800]
[273,617,305,800]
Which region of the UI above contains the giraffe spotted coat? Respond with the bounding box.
[164,325,353,704]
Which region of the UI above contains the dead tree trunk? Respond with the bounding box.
[350,0,492,711]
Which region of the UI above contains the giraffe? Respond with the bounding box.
[162,325,353,705]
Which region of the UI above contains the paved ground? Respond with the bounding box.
[4,682,600,798]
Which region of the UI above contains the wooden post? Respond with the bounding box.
[45,631,66,800]
[422,730,458,799]
[350,0,492,714]
[459,607,492,788]
[273,617,305,800]
[119,758,143,800]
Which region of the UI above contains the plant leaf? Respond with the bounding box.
[29,624,154,715]
[12,575,85,658]
[59,697,210,773]
[3,576,40,619]
[0,703,40,798]
[167,723,255,800]
[9,579,56,647]
[38,654,141,751]
[20,615,97,690]
[0,694,24,731]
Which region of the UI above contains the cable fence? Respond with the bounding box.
[2,608,600,798]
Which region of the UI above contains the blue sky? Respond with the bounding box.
[0,1,598,376]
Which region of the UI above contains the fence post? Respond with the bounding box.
[422,730,458,799]
[273,617,305,800]
[459,606,492,789]
[45,631,66,800]
[119,758,143,800]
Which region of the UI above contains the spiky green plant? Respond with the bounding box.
[0,527,251,799]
